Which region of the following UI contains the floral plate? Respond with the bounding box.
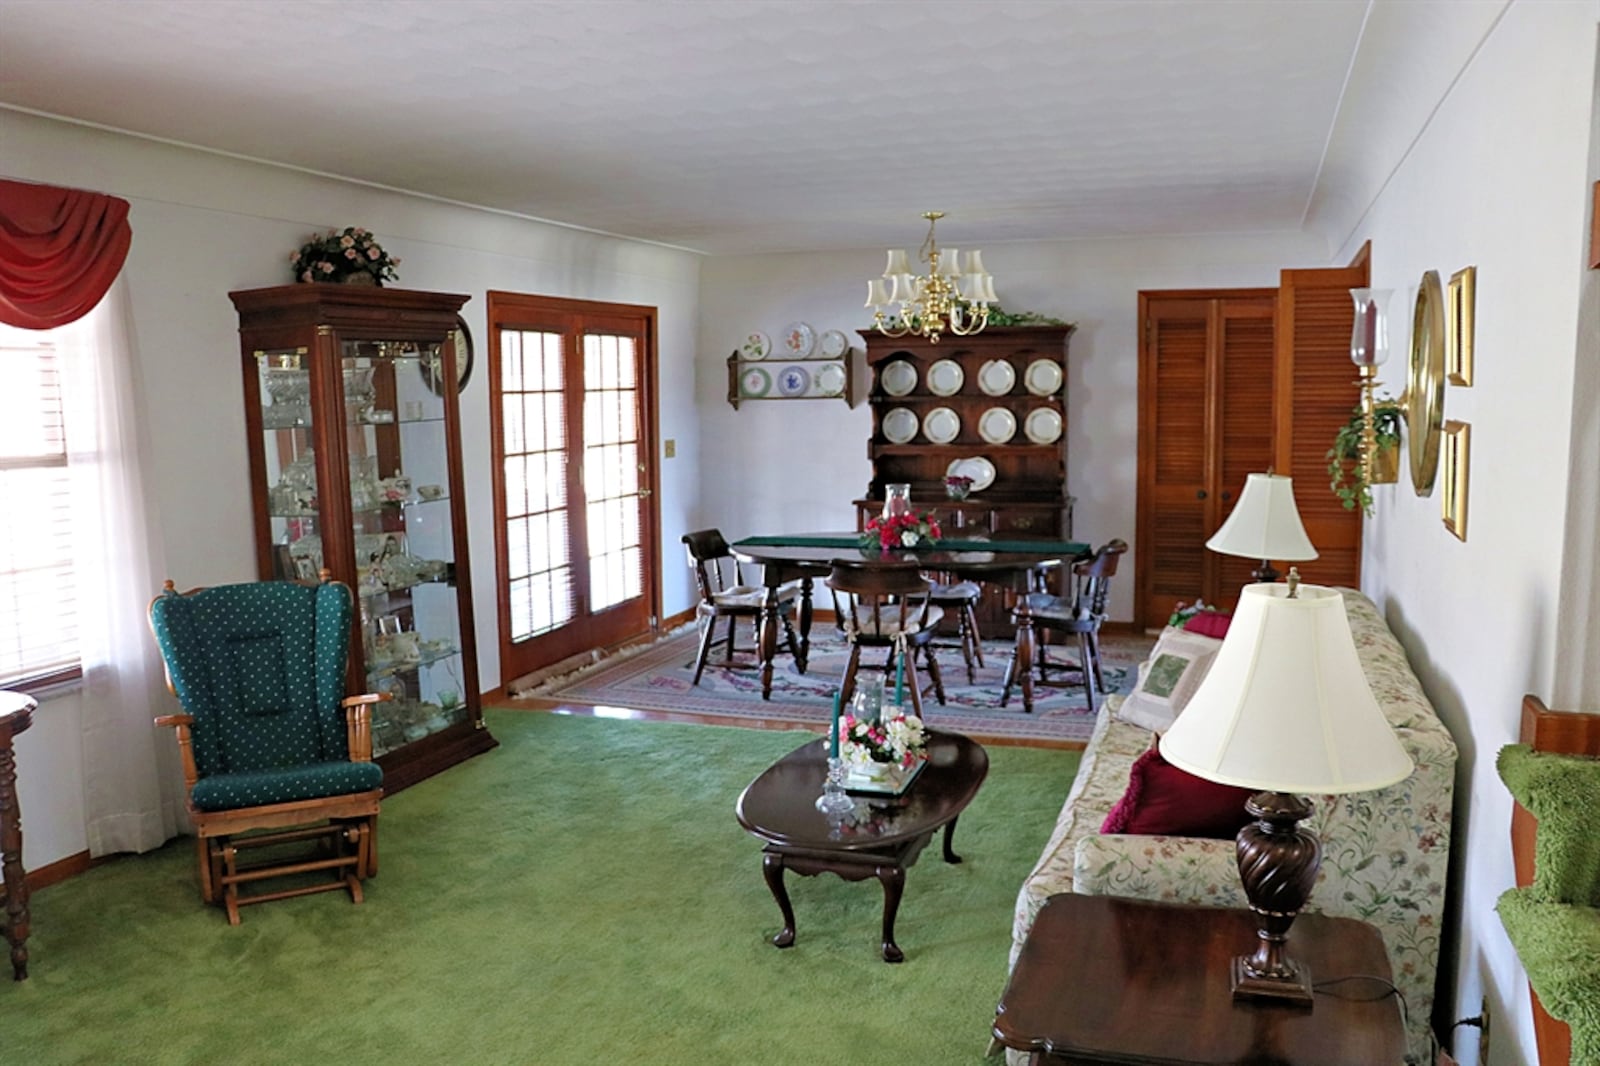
[741,332,771,360]
[780,322,815,358]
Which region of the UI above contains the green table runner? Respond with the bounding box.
[734,534,1090,556]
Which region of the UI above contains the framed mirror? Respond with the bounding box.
[1406,270,1446,496]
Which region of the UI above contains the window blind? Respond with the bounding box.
[0,330,78,687]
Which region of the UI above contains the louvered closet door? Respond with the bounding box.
[1137,291,1278,628]
[1276,265,1365,591]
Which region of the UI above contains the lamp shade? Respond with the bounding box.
[1159,583,1413,794]
[1206,473,1317,562]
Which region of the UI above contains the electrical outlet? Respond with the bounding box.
[664,438,676,458]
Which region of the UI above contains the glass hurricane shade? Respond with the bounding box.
[1159,583,1414,794]
[1349,288,1392,368]
[1205,473,1318,564]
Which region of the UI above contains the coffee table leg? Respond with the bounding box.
[762,852,797,949]
[876,864,905,963]
[942,815,964,865]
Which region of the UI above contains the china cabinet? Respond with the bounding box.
[230,285,496,793]
[855,326,1076,633]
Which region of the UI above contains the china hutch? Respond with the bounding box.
[229,285,496,792]
[855,326,1076,632]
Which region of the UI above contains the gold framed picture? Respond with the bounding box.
[1441,420,1470,541]
[1446,266,1475,387]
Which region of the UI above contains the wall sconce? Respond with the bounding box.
[1348,288,1392,488]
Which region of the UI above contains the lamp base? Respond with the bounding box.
[1250,559,1280,583]
[1230,953,1314,1005]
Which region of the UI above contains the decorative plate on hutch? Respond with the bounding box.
[946,456,997,493]
[741,366,772,397]
[880,360,917,397]
[978,359,1016,396]
[780,322,816,358]
[927,359,964,397]
[1024,407,1063,444]
[978,407,1017,444]
[882,407,919,444]
[923,407,961,445]
[819,329,850,358]
[741,332,772,360]
[815,362,847,396]
[1024,359,1063,397]
[777,365,811,397]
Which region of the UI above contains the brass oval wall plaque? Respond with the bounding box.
[1406,270,1447,496]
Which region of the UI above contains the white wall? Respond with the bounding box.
[1332,5,1599,1064]
[3,111,703,870]
[696,230,1328,623]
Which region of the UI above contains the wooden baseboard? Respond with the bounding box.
[0,849,94,904]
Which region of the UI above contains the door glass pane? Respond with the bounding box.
[583,333,643,612]
[503,329,575,641]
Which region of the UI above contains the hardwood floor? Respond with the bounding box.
[498,696,1088,751]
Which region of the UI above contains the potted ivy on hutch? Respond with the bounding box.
[1327,398,1403,516]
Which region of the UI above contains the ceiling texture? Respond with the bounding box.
[0,0,1506,256]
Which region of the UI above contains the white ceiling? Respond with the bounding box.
[0,1,1499,256]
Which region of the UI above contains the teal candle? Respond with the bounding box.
[894,645,905,706]
[829,691,841,759]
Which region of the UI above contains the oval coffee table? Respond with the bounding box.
[735,730,988,962]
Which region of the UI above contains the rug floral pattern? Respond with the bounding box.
[525,625,1154,744]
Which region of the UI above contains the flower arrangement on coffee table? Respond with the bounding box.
[860,509,942,551]
[840,706,928,792]
[291,226,401,285]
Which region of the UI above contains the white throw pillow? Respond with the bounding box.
[1115,626,1224,734]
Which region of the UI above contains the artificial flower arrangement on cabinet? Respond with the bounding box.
[1327,396,1403,516]
[860,509,942,551]
[290,226,401,286]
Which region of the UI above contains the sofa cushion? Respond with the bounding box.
[1115,626,1222,733]
[1182,609,1233,639]
[1100,744,1255,838]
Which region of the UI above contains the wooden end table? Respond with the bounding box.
[993,895,1408,1065]
[1,691,37,981]
[735,731,987,962]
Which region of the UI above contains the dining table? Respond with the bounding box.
[730,532,1090,710]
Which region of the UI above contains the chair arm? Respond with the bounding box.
[1073,834,1246,909]
[153,714,199,792]
[340,692,390,763]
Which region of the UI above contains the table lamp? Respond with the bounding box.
[1206,472,1317,583]
[1158,578,1413,1005]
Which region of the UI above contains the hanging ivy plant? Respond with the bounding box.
[1326,398,1403,516]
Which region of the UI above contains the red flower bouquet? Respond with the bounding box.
[861,510,942,551]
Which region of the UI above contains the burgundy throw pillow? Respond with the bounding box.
[1182,609,1233,639]
[1100,745,1256,839]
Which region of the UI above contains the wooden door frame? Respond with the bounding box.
[1135,287,1278,631]
[485,292,662,684]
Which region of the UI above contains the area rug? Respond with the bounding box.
[524,625,1155,743]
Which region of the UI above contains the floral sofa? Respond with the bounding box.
[1008,589,1457,1063]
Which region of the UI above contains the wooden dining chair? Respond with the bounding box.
[1001,539,1127,714]
[682,529,801,685]
[825,559,945,718]
[927,578,985,683]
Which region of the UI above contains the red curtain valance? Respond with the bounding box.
[0,179,132,330]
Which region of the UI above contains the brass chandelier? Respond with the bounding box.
[864,211,997,343]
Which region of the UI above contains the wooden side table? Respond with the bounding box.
[1,691,37,981]
[993,894,1409,1066]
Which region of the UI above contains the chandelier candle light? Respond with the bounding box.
[865,211,997,343]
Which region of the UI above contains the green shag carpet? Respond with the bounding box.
[3,711,1081,1065]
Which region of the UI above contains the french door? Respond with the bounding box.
[488,293,658,682]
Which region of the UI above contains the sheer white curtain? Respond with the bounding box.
[58,276,182,856]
